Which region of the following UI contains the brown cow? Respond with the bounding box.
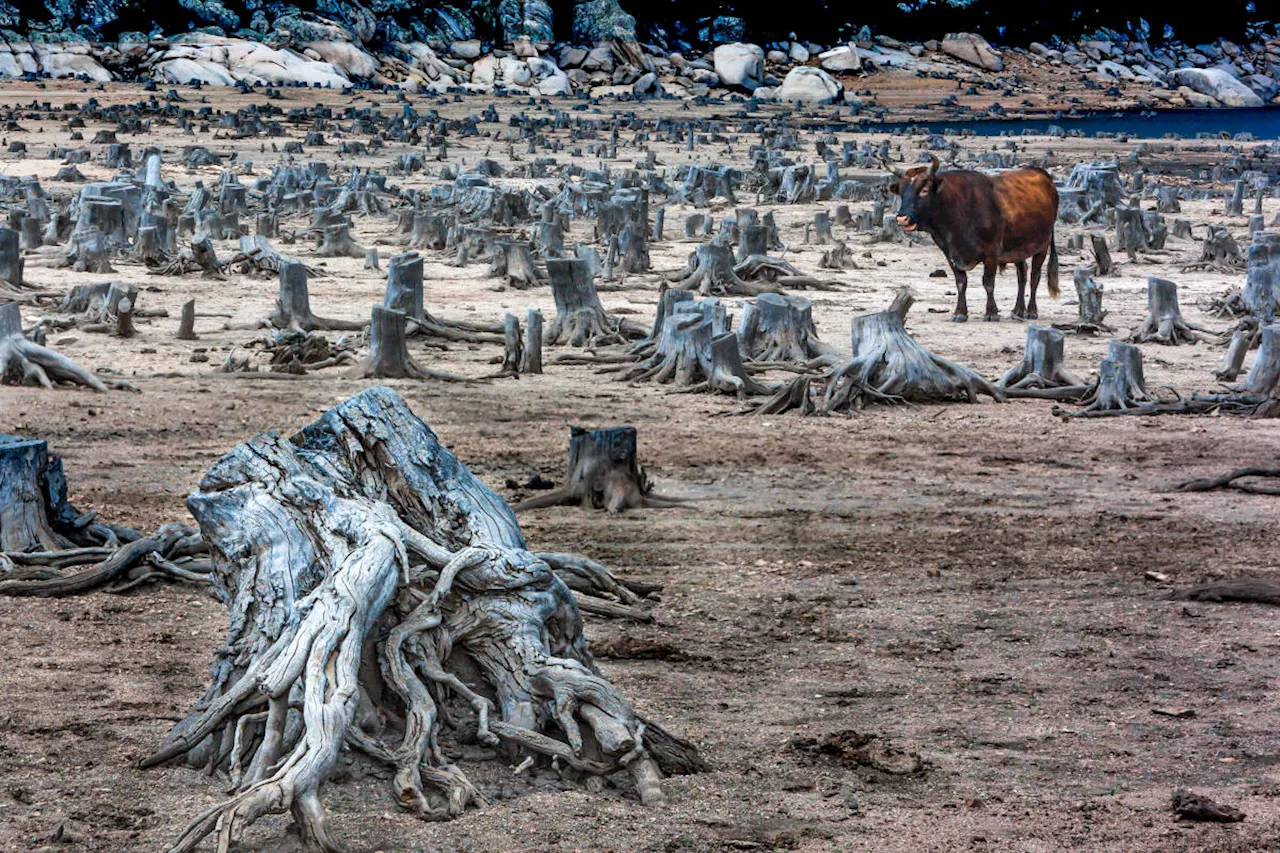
[887,155,1059,322]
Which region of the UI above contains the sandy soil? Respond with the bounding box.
[1,80,1280,853]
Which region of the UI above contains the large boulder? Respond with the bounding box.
[305,40,378,79]
[940,32,1003,72]
[34,44,113,82]
[1244,73,1279,102]
[1171,67,1264,107]
[776,66,840,103]
[154,57,236,86]
[819,44,861,72]
[572,0,636,43]
[713,42,764,91]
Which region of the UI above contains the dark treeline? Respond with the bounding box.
[5,0,1270,46]
[641,0,1267,46]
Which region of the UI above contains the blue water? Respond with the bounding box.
[863,106,1280,140]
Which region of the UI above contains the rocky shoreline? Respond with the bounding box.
[0,25,1277,115]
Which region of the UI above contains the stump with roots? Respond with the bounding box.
[668,243,781,297]
[405,213,448,250]
[1129,277,1216,344]
[383,252,504,345]
[738,293,839,364]
[1235,323,1280,397]
[144,387,701,852]
[489,240,545,289]
[61,226,114,273]
[1193,225,1242,269]
[737,223,768,262]
[1243,233,1280,322]
[546,258,640,347]
[749,309,1003,415]
[271,261,366,332]
[618,308,771,398]
[1053,267,1113,334]
[353,306,461,381]
[998,325,1086,396]
[0,303,131,392]
[612,221,650,275]
[819,239,857,270]
[1115,205,1152,255]
[514,426,683,513]
[1059,340,1153,416]
[0,433,132,552]
[316,222,365,258]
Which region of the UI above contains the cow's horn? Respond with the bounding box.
[881,158,906,179]
[927,154,940,176]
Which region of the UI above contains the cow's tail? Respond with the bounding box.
[1047,236,1060,299]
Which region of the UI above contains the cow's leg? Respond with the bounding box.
[1027,251,1046,319]
[951,266,968,322]
[982,259,999,321]
[1012,261,1028,319]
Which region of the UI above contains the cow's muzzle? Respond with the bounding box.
[896,215,917,232]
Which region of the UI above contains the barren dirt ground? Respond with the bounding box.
[2,80,1280,853]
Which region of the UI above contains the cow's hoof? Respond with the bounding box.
[984,314,1000,322]
[951,315,968,323]
[1011,310,1026,320]
[1025,310,1039,319]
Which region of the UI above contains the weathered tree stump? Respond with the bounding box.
[353,306,460,381]
[521,310,543,374]
[317,222,366,258]
[1243,234,1280,322]
[497,313,522,377]
[1198,225,1242,268]
[737,224,769,262]
[62,226,114,273]
[811,211,833,245]
[819,239,857,270]
[998,324,1085,393]
[1217,327,1253,381]
[1236,323,1280,395]
[669,243,780,297]
[1067,340,1151,415]
[177,299,197,340]
[1090,233,1113,276]
[684,213,705,238]
[515,426,683,513]
[0,303,129,392]
[1226,179,1245,216]
[406,212,448,250]
[1130,277,1216,344]
[1172,218,1192,240]
[190,235,221,277]
[547,258,637,347]
[613,221,650,275]
[0,434,106,551]
[271,260,365,332]
[1054,266,1113,334]
[750,310,1003,415]
[738,293,837,364]
[491,240,545,289]
[145,388,699,852]
[113,297,135,338]
[364,247,380,271]
[1115,205,1152,256]
[1156,186,1181,213]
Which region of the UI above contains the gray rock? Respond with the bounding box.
[712,42,764,91]
[777,65,839,103]
[631,70,655,94]
[558,45,587,67]
[766,49,786,65]
[789,43,809,63]
[940,32,1003,72]
[451,39,482,59]
[1245,74,1279,102]
[819,44,860,72]
[1171,67,1264,107]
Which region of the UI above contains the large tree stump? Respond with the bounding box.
[737,224,769,262]
[1058,340,1153,417]
[515,426,683,513]
[669,243,780,297]
[1236,323,1280,396]
[353,306,459,381]
[1114,205,1152,256]
[61,226,114,273]
[613,221,650,275]
[738,293,838,364]
[619,306,770,397]
[0,227,22,286]
[1054,266,1113,334]
[750,310,1003,415]
[490,240,546,289]
[546,258,636,347]
[406,212,448,250]
[144,388,699,851]
[1243,233,1280,323]
[316,222,366,258]
[0,303,129,392]
[271,261,366,332]
[1130,277,1216,344]
[998,325,1086,394]
[0,434,105,552]
[1198,226,1242,268]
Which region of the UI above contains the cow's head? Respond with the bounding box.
[885,155,940,232]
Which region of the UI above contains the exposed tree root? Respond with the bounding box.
[1174,467,1280,494]
[144,388,701,853]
